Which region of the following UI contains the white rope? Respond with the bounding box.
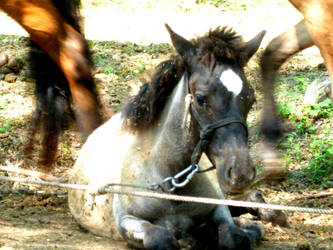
[0,175,332,215]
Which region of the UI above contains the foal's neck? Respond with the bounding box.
[151,74,199,174]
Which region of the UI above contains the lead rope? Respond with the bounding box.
[0,175,332,215]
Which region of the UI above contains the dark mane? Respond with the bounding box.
[193,26,247,66]
[123,26,246,132]
[123,56,184,131]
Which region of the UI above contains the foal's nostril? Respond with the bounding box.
[251,167,256,180]
[226,167,232,180]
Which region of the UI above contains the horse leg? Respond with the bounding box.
[40,87,69,168]
[229,190,288,227]
[259,20,313,175]
[0,0,101,137]
[211,205,263,249]
[289,0,333,99]
[231,217,265,248]
[260,19,313,141]
[24,95,43,158]
[117,215,180,250]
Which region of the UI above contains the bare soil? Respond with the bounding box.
[0,1,332,249]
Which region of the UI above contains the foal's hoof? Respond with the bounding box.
[143,225,180,250]
[246,190,289,227]
[218,223,251,250]
[233,217,265,247]
[258,209,289,227]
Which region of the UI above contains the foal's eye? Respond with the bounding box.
[195,94,206,107]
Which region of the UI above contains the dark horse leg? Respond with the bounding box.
[0,0,101,168]
[258,20,313,185]
[260,20,313,141]
[26,43,73,167]
[260,0,333,142]
[229,190,288,227]
[259,0,333,211]
[117,210,263,250]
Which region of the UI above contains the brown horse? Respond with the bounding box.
[260,0,333,142]
[0,0,101,168]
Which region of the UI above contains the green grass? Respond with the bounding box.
[0,120,12,133]
[91,40,171,79]
[276,72,333,187]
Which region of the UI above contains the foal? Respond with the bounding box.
[69,24,266,249]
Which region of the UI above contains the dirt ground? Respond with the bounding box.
[0,0,332,249]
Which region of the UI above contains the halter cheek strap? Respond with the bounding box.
[190,104,248,170]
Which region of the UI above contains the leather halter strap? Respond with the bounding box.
[190,105,248,171]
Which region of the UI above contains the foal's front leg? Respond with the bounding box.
[212,205,263,249]
[229,190,288,227]
[118,215,180,250]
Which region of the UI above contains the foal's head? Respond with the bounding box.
[166,24,265,194]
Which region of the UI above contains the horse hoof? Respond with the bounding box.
[259,209,289,227]
[143,225,180,250]
[244,190,289,227]
[218,223,251,250]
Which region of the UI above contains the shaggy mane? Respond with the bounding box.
[194,26,247,66]
[123,26,246,131]
[123,56,184,131]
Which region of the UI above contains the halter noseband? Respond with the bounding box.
[190,104,248,171]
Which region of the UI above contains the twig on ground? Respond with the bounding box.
[0,165,67,183]
[293,192,333,200]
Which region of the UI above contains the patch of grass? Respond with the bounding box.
[104,66,116,75]
[91,41,171,78]
[295,138,333,186]
[276,71,333,187]
[0,99,10,110]
[120,42,171,55]
[277,102,294,119]
[302,98,333,120]
[0,120,12,133]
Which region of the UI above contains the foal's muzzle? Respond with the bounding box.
[209,125,255,195]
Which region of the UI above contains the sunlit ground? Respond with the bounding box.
[0,0,302,44]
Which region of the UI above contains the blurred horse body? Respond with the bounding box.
[260,0,333,141]
[0,0,101,168]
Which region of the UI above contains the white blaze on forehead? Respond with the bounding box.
[219,68,243,95]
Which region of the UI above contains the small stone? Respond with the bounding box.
[4,73,17,83]
[303,74,331,105]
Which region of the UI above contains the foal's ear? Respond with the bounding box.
[240,30,266,66]
[165,24,195,63]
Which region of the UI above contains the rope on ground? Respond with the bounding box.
[0,165,67,183]
[0,175,332,215]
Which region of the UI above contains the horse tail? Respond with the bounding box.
[27,0,86,169]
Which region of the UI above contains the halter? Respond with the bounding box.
[189,104,248,169]
[158,98,248,192]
